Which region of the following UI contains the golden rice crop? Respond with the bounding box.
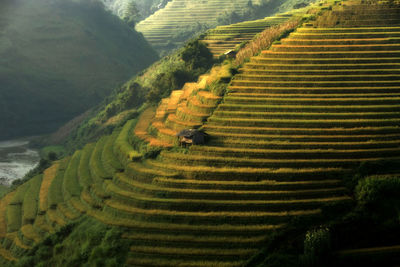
[235,19,302,66]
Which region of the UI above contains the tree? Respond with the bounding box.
[123,1,141,27]
[181,40,213,72]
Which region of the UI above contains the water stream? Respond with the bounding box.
[0,139,40,185]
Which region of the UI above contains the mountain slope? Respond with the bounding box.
[1,0,400,266]
[0,0,158,140]
[135,0,316,55]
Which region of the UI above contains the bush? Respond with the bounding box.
[181,40,214,72]
[345,159,400,192]
[10,217,129,267]
[146,69,193,103]
[146,40,214,103]
[356,175,400,211]
[301,227,331,267]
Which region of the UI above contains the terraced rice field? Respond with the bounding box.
[125,1,400,265]
[200,12,301,57]
[135,0,251,53]
[0,0,400,266]
[150,65,226,146]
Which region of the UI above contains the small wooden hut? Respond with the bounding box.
[176,129,208,146]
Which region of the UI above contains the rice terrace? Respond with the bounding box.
[0,0,400,266]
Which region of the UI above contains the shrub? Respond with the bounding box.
[356,159,400,178]
[301,227,331,267]
[181,40,214,72]
[11,217,130,267]
[146,69,194,103]
[209,80,227,96]
[347,159,400,191]
[356,175,400,210]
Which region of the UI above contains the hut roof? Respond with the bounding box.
[176,129,204,138]
[176,129,208,145]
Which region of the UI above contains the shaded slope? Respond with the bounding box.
[0,0,158,140]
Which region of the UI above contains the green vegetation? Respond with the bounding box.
[90,137,112,180]
[102,131,124,174]
[144,40,214,103]
[356,174,400,216]
[47,159,69,209]
[3,217,129,267]
[78,144,95,189]
[0,0,158,140]
[301,227,331,266]
[22,175,42,225]
[63,151,82,200]
[40,146,66,161]
[7,183,30,232]
[113,120,141,163]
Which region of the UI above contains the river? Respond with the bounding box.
[0,139,40,185]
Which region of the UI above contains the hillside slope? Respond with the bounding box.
[1,0,400,266]
[135,0,315,55]
[0,0,158,140]
[102,0,171,23]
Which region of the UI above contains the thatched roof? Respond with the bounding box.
[176,129,208,145]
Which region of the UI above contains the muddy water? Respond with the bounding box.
[0,139,40,185]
